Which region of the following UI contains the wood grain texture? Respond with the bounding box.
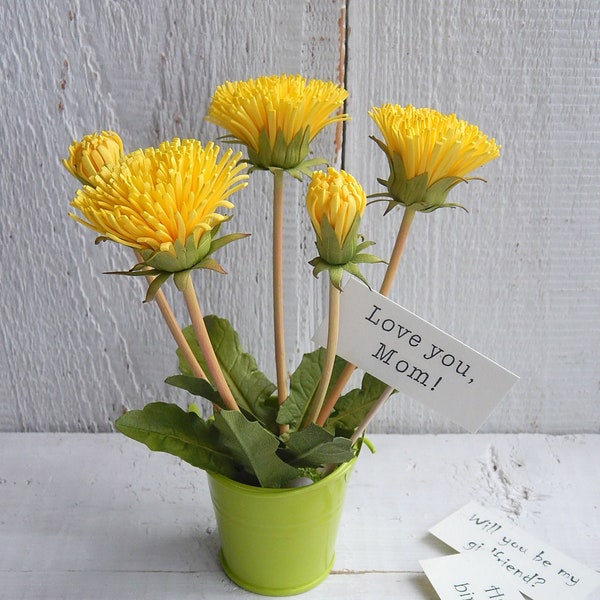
[0,0,345,431]
[1,433,598,599]
[343,0,600,433]
[0,0,599,434]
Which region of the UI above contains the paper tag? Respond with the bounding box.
[313,278,518,432]
[420,553,524,600]
[429,501,600,600]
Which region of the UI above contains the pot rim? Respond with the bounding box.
[206,455,356,496]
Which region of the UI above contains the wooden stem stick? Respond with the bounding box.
[272,169,288,407]
[316,207,416,426]
[350,385,394,444]
[182,277,239,412]
[135,250,206,380]
[304,281,341,427]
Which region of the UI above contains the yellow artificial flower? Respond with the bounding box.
[369,104,500,212]
[70,139,248,274]
[306,168,381,290]
[306,167,366,247]
[63,130,124,185]
[206,74,349,175]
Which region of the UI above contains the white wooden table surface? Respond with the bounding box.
[1,433,599,599]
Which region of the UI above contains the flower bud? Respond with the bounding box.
[63,130,124,185]
[307,167,366,263]
[306,168,381,290]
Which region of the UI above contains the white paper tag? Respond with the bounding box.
[420,553,524,600]
[313,278,518,432]
[429,502,600,600]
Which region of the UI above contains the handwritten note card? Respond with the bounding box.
[420,553,524,600]
[314,278,518,432]
[429,502,600,600]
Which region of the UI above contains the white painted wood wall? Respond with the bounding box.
[1,0,598,434]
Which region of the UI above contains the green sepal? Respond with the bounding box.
[145,271,172,302]
[208,231,250,254]
[114,402,238,479]
[370,135,471,212]
[104,226,248,301]
[309,213,384,290]
[340,262,371,290]
[138,229,213,273]
[213,410,301,488]
[280,156,329,181]
[248,127,311,171]
[278,423,355,468]
[315,213,359,265]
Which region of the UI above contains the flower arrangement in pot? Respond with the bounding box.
[63,74,500,596]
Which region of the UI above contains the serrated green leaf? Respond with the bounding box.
[324,373,395,437]
[213,410,300,488]
[277,349,347,431]
[177,317,278,432]
[280,423,355,468]
[114,402,237,478]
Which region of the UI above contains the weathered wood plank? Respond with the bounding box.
[0,0,599,435]
[1,433,598,598]
[0,0,346,431]
[343,0,600,433]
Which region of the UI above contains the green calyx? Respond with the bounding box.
[241,127,328,180]
[309,215,384,290]
[370,136,471,214]
[103,224,249,302]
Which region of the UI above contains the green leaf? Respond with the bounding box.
[213,410,300,488]
[277,349,347,431]
[114,402,238,478]
[177,317,278,432]
[280,424,355,468]
[165,375,224,408]
[324,373,394,437]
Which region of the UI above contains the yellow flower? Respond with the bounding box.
[63,130,124,185]
[306,167,366,247]
[70,139,248,273]
[369,104,500,212]
[306,168,381,290]
[206,74,348,174]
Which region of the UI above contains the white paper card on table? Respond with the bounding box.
[313,278,518,432]
[420,553,524,600]
[429,501,600,600]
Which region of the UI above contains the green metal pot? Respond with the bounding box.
[207,459,355,596]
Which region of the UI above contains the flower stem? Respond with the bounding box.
[379,207,416,296]
[350,385,394,444]
[315,207,417,426]
[152,287,207,380]
[135,251,206,380]
[304,281,341,427]
[181,277,239,412]
[272,169,288,407]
